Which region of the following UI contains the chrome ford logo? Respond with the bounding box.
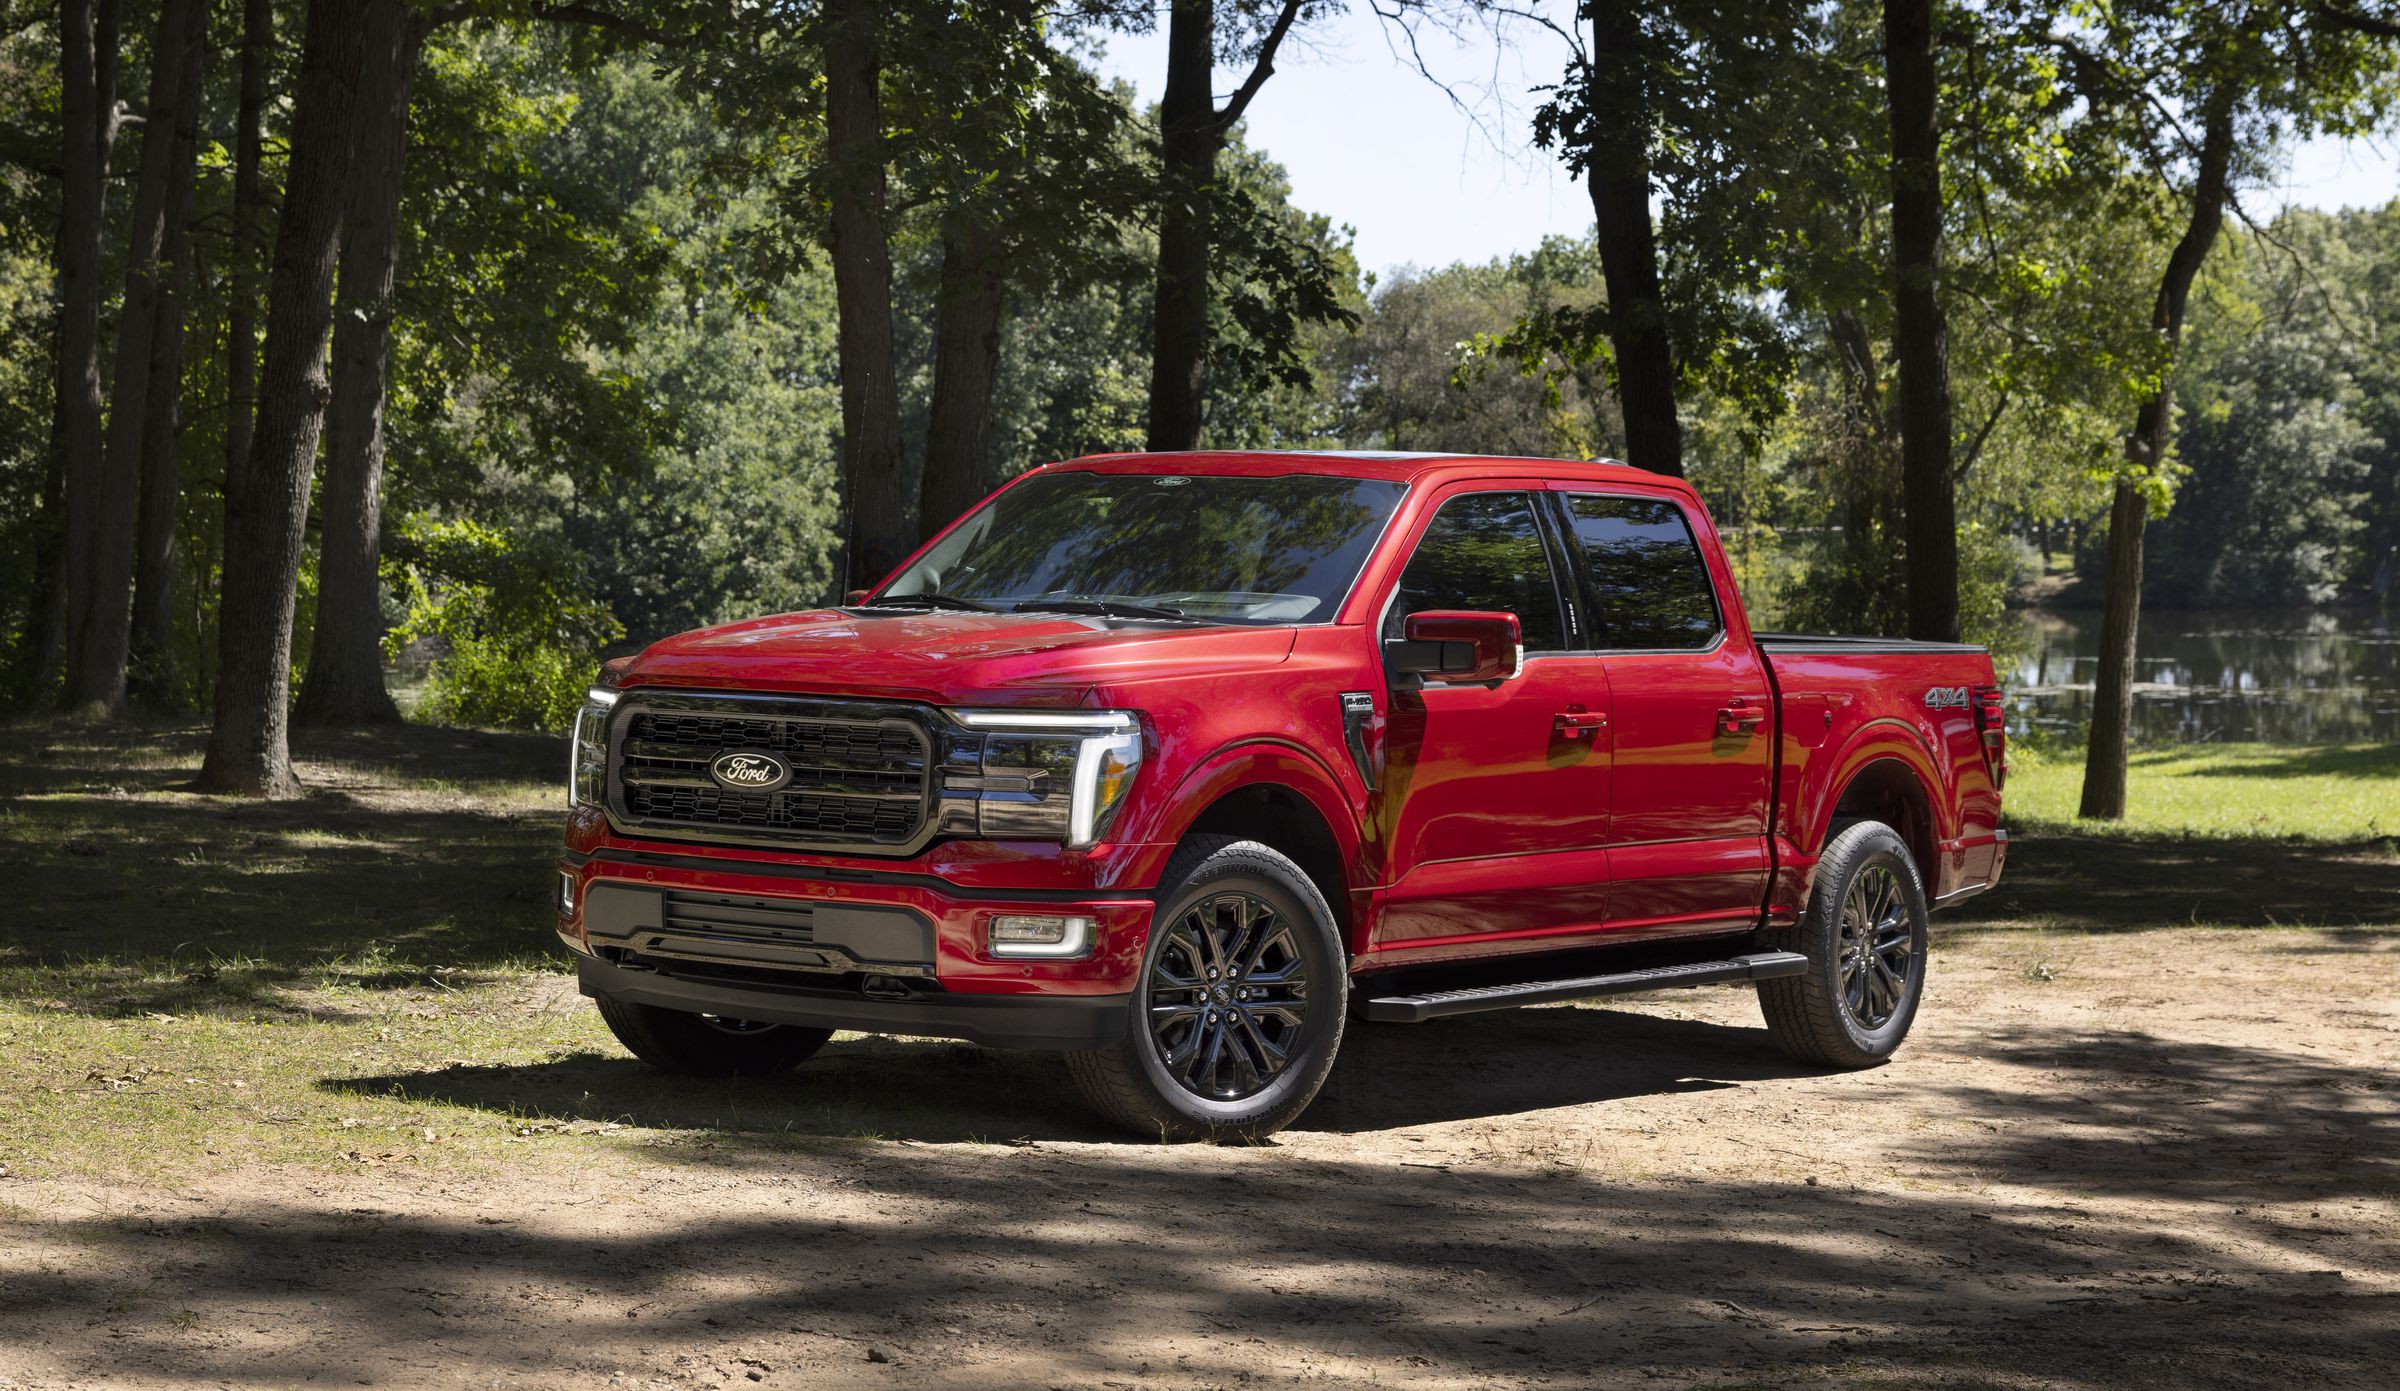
[709,751,790,792]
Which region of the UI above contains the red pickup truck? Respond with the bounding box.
[556,452,2007,1139]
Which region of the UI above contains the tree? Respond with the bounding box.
[200,0,372,796]
[911,1,1145,540]
[72,0,205,712]
[41,0,120,699]
[818,0,909,586]
[1143,0,1305,452]
[296,0,428,728]
[129,0,208,704]
[2067,0,2400,819]
[1882,0,1957,641]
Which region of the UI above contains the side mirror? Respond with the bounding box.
[1387,610,1523,684]
[843,588,871,606]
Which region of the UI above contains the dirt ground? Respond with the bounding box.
[3,924,2394,1391]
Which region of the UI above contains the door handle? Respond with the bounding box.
[1716,700,1764,735]
[1554,708,1607,739]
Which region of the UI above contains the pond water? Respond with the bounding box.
[2006,608,2400,745]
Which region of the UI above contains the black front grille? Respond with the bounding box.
[608,695,933,850]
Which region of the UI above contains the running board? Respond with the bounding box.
[1362,951,1809,1024]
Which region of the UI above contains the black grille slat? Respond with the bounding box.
[607,696,934,849]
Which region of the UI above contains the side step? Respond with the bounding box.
[1362,951,1809,1024]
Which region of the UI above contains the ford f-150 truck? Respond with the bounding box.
[556,452,2007,1139]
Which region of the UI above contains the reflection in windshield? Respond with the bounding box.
[880,472,1407,625]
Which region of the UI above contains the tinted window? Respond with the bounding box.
[880,471,1407,625]
[1564,495,1720,649]
[1385,492,1568,652]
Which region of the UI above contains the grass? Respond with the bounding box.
[0,718,2392,1182]
[2003,741,2399,842]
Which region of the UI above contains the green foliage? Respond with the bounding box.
[380,516,622,732]
[2149,216,2376,605]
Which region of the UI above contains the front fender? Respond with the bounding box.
[1105,738,1371,939]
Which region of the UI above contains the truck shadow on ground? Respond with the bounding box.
[23,1024,2400,1391]
[323,1004,1823,1144]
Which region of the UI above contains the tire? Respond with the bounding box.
[1757,819,1929,1068]
[1066,836,1348,1142]
[595,996,834,1077]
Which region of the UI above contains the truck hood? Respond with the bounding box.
[618,608,1299,705]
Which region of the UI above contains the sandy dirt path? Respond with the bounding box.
[3,926,2395,1391]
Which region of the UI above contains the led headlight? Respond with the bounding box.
[945,709,1144,849]
[568,686,617,808]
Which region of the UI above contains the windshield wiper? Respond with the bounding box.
[1013,598,1191,621]
[872,591,997,612]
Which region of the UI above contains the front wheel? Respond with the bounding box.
[1757,819,1929,1068]
[1066,836,1347,1142]
[596,996,833,1077]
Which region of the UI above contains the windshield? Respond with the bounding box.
[876,471,1408,625]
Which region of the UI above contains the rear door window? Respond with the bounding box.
[1385,492,1569,652]
[1562,495,1721,650]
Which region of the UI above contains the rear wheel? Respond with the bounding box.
[1757,819,1928,1067]
[1067,836,1347,1141]
[596,996,833,1077]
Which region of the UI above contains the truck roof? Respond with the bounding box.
[1050,449,1688,492]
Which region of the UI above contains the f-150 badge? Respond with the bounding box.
[1923,686,1971,710]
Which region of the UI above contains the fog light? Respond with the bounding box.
[988,913,1093,959]
[558,871,578,916]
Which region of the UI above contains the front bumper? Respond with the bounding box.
[576,955,1129,1051]
[556,843,1154,1048]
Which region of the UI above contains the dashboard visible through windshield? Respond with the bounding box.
[876,471,1409,625]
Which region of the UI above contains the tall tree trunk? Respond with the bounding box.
[199,0,371,797]
[823,0,909,590]
[74,0,203,713]
[223,0,273,537]
[1584,3,1683,478]
[130,0,209,706]
[919,219,1005,543]
[1883,0,1957,642]
[2079,97,2236,821]
[40,0,120,700]
[297,3,423,728]
[1145,0,1216,453]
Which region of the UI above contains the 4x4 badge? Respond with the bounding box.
[1923,686,1970,711]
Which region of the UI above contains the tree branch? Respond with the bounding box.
[527,3,675,47]
[1211,0,1305,134]
[2312,2,2400,39]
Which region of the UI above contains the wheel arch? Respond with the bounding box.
[1821,755,1939,892]
[1155,743,1363,952]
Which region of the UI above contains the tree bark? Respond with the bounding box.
[1584,2,1683,478]
[1883,0,1958,642]
[1145,0,1216,453]
[822,0,909,590]
[199,0,372,797]
[130,0,210,706]
[40,0,120,700]
[223,0,274,537]
[920,220,1006,543]
[297,2,424,728]
[74,0,203,713]
[2078,97,2236,820]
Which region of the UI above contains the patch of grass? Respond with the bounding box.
[2006,741,2400,842]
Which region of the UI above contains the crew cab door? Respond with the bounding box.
[1552,488,1773,933]
[1371,488,1615,951]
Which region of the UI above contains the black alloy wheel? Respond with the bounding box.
[1144,889,1313,1103]
[1066,836,1347,1141]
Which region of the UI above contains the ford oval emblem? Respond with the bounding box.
[710,750,790,793]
